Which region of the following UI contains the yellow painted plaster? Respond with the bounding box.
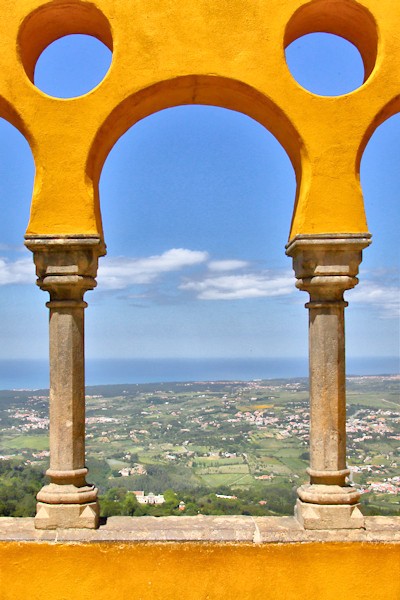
[0,0,398,241]
[2,541,400,600]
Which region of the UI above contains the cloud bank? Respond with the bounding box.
[180,272,294,300]
[347,279,400,319]
[207,259,249,272]
[98,248,208,289]
[0,250,398,320]
[0,257,34,285]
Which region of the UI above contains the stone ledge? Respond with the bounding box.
[0,515,399,543]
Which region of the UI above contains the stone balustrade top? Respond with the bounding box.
[1,515,399,544]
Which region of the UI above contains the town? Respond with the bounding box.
[0,374,399,517]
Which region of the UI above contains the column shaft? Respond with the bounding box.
[48,300,86,476]
[308,300,347,483]
[25,236,105,529]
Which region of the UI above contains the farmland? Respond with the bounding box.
[0,375,399,516]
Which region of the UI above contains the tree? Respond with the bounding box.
[122,493,139,516]
[164,489,179,507]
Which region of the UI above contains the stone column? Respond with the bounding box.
[25,236,106,529]
[286,234,371,529]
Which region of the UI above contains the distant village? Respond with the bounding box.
[1,375,399,514]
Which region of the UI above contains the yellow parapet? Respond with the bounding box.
[2,540,400,600]
[0,0,398,240]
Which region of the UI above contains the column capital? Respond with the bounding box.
[286,234,371,300]
[25,235,106,301]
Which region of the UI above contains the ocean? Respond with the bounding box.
[0,356,398,390]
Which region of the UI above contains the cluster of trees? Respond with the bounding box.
[177,486,296,517]
[1,461,397,518]
[361,495,400,516]
[100,488,180,517]
[0,459,302,519]
[99,484,298,518]
[117,463,198,495]
[0,460,44,517]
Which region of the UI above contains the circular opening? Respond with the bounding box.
[34,34,112,98]
[18,1,113,98]
[285,32,364,96]
[284,0,378,96]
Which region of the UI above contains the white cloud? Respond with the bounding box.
[98,248,208,290]
[180,272,294,300]
[208,259,249,272]
[0,257,34,285]
[347,280,400,319]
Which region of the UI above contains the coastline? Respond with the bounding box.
[0,356,398,390]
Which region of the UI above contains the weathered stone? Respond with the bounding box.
[286,234,371,529]
[25,237,106,530]
[1,516,399,543]
[34,502,99,530]
[297,484,360,504]
[295,500,365,530]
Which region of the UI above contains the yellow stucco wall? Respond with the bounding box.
[2,541,399,600]
[0,0,399,242]
[1,7,398,597]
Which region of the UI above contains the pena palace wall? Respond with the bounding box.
[0,0,399,598]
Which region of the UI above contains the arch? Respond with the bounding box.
[0,115,42,364]
[0,116,35,243]
[359,111,400,265]
[357,96,400,173]
[86,75,305,239]
[94,104,299,359]
[0,96,36,157]
[0,96,37,241]
[345,110,400,369]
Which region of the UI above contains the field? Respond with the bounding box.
[2,435,49,451]
[0,375,399,516]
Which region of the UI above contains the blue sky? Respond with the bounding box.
[0,33,398,367]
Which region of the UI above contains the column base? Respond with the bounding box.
[295,499,365,530]
[297,483,360,505]
[35,481,99,529]
[35,501,99,529]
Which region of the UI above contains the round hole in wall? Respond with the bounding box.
[34,34,112,98]
[285,32,364,96]
[284,0,378,96]
[18,1,113,98]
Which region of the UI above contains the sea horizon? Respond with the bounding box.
[0,356,398,390]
